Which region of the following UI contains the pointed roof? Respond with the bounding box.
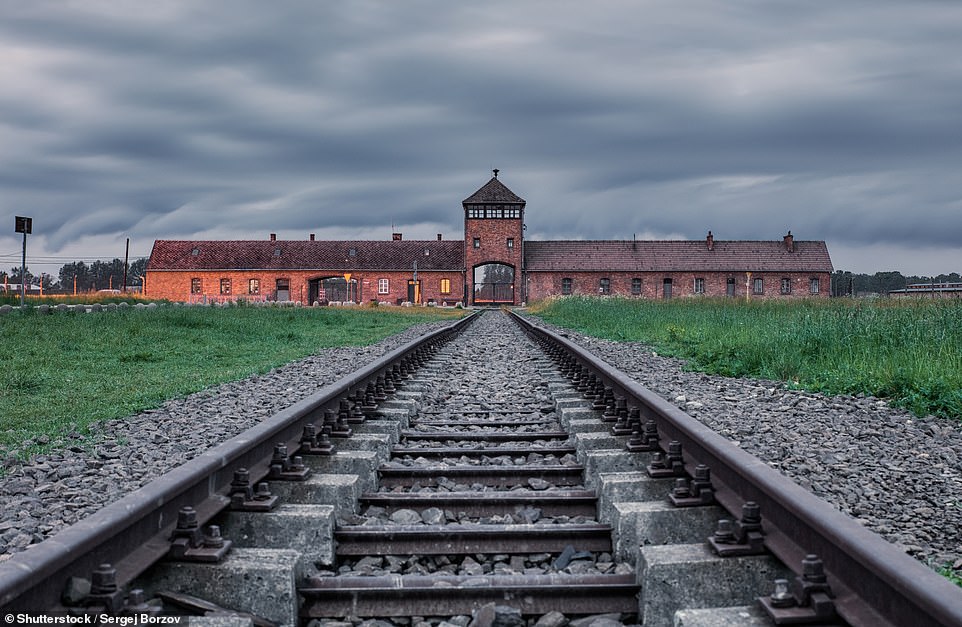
[463,172,525,205]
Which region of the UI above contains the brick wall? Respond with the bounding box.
[525,270,832,301]
[146,269,465,305]
[464,217,524,305]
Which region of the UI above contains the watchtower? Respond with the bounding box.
[463,170,526,305]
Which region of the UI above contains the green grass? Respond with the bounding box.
[0,304,463,453]
[529,296,962,421]
[938,564,962,588]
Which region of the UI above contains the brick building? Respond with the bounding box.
[145,171,833,304]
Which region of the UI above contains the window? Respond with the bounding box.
[440,278,451,294]
[694,278,705,294]
[191,248,200,256]
[348,247,357,257]
[473,237,481,249]
[631,278,642,295]
[378,278,390,294]
[466,204,521,219]
[220,278,231,295]
[753,278,764,294]
[726,278,736,297]
[424,248,430,256]
[507,237,514,249]
[561,278,573,295]
[273,247,282,257]
[810,277,820,294]
[781,278,792,294]
[599,278,611,295]
[248,278,260,295]
[191,278,202,294]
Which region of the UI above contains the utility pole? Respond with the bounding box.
[123,237,129,292]
[15,216,32,308]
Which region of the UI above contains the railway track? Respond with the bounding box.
[1,309,961,626]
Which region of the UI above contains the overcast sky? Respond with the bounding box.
[2,1,961,278]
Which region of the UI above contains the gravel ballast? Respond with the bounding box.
[544,322,962,572]
[0,319,454,560]
[2,311,960,581]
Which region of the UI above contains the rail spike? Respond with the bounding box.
[647,440,686,478]
[758,554,837,624]
[168,507,233,563]
[230,468,280,511]
[87,563,124,614]
[299,423,335,456]
[669,464,715,507]
[708,501,766,556]
[268,443,311,481]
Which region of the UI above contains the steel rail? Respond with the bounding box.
[511,310,962,627]
[0,311,477,612]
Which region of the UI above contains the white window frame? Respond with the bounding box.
[378,278,390,295]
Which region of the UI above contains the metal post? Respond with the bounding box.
[15,216,32,308]
[123,238,129,292]
[20,230,26,307]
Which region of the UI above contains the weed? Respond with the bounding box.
[529,296,962,421]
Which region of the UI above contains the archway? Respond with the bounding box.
[473,262,515,305]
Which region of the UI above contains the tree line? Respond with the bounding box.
[1,260,958,296]
[830,270,961,296]
[2,258,149,292]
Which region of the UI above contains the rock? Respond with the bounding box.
[532,611,568,627]
[421,507,445,524]
[61,576,91,605]
[389,508,422,524]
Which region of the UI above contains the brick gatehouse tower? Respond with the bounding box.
[463,169,526,306]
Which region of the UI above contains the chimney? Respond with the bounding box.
[783,231,794,252]
[437,233,442,241]
[706,231,714,251]
[392,233,402,241]
[270,233,276,242]
[310,233,315,241]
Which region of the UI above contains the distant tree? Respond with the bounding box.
[57,258,149,292]
[831,269,962,296]
[831,271,857,296]
[128,258,148,289]
[7,266,35,285]
[59,261,91,292]
[873,271,906,294]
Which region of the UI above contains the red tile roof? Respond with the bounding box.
[148,236,832,275]
[147,239,464,272]
[462,177,526,204]
[524,240,833,273]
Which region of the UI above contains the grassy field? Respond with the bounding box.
[529,296,962,421]
[0,303,463,453]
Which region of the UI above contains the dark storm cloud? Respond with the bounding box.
[1,0,961,274]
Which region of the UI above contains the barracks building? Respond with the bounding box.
[145,171,834,306]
